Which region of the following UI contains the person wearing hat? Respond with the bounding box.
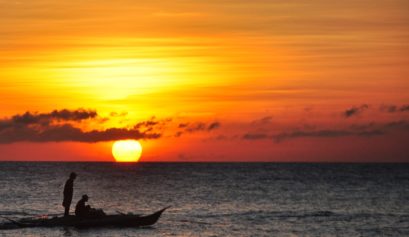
[62,172,77,216]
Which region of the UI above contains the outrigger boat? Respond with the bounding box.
[0,206,169,230]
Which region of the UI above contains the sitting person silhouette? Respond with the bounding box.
[75,194,105,218]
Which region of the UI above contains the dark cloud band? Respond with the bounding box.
[0,109,160,143]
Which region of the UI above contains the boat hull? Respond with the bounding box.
[0,207,169,229]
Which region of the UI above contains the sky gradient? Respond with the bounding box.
[1,0,408,161]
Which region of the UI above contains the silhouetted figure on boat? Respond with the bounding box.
[75,194,105,218]
[62,172,77,216]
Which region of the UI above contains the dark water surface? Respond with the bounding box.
[0,162,408,236]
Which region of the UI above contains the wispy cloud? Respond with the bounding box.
[242,133,269,140]
[175,121,221,137]
[241,120,409,142]
[208,122,221,131]
[380,104,409,113]
[343,104,369,118]
[273,129,383,142]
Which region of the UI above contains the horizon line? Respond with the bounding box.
[0,161,408,164]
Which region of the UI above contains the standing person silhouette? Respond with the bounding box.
[62,172,77,216]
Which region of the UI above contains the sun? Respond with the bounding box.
[112,140,142,162]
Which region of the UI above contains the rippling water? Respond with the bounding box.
[0,162,408,236]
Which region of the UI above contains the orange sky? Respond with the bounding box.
[0,0,408,162]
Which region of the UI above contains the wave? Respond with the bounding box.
[0,211,32,216]
[192,210,409,221]
[193,210,335,219]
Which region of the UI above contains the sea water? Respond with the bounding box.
[0,162,408,236]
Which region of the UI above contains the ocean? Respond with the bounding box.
[0,162,408,236]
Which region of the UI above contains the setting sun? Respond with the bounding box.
[112,140,142,162]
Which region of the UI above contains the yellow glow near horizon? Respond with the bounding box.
[52,57,193,100]
[16,43,232,104]
[112,140,142,162]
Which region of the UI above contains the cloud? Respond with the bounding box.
[381,105,398,113]
[208,122,221,131]
[242,133,269,140]
[383,120,409,130]
[178,123,189,128]
[2,109,97,126]
[401,105,409,112]
[251,116,273,125]
[343,104,369,118]
[241,120,409,142]
[273,129,383,142]
[186,122,206,132]
[380,104,409,113]
[174,121,221,137]
[134,118,159,129]
[242,129,375,142]
[0,109,223,142]
[133,117,172,134]
[0,109,161,144]
[0,124,160,143]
